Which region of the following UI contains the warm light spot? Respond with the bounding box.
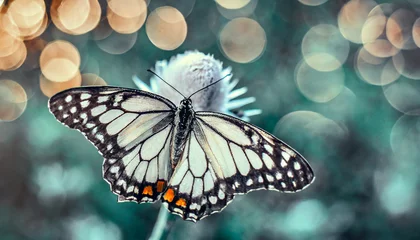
[163,188,175,202]
[51,0,101,35]
[216,0,257,20]
[156,180,166,193]
[107,0,147,34]
[338,0,377,44]
[413,18,420,48]
[81,73,107,86]
[40,72,82,97]
[219,17,266,63]
[58,0,90,30]
[387,9,417,50]
[215,0,250,9]
[0,80,27,122]
[23,13,48,40]
[0,26,22,58]
[40,40,81,82]
[361,4,399,58]
[0,41,27,71]
[108,0,146,18]
[7,0,46,29]
[146,6,187,50]
[175,198,187,208]
[142,185,153,196]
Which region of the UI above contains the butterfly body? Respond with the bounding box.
[48,86,314,222]
[171,99,195,168]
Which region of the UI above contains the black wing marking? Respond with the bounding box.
[48,86,176,203]
[161,111,314,222]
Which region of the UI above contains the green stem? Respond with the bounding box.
[148,205,177,240]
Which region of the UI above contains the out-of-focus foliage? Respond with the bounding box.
[1,0,420,239]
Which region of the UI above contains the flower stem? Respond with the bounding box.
[148,205,177,240]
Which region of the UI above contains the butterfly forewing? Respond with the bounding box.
[161,111,314,222]
[48,86,176,203]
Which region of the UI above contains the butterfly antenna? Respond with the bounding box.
[188,73,232,99]
[147,69,187,99]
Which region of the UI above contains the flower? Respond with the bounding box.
[133,50,261,121]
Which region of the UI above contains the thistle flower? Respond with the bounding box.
[133,50,261,121]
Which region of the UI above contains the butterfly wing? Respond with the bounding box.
[48,86,176,203]
[161,111,314,222]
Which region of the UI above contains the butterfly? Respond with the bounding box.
[48,71,315,222]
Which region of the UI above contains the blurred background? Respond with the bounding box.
[1,0,420,239]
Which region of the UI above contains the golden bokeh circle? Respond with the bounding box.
[0,40,27,71]
[108,0,146,18]
[0,79,27,122]
[219,17,266,63]
[146,6,187,51]
[40,40,81,82]
[338,0,377,44]
[386,9,417,50]
[40,72,82,97]
[215,0,250,9]
[107,0,147,34]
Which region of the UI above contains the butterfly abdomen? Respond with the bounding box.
[170,101,195,168]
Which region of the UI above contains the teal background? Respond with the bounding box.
[1,0,420,239]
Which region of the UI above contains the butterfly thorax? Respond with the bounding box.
[170,99,195,168]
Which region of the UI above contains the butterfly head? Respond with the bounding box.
[180,98,193,108]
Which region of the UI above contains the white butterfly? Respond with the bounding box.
[48,72,315,222]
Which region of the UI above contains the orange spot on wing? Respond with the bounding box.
[163,188,175,202]
[142,186,153,196]
[175,198,187,208]
[157,180,166,192]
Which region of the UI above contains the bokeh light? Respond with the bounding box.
[216,0,257,20]
[148,0,196,18]
[361,3,399,58]
[298,0,328,7]
[392,49,420,80]
[40,40,81,82]
[302,24,349,72]
[295,60,345,103]
[413,18,420,48]
[219,17,266,63]
[383,77,420,115]
[95,30,137,55]
[40,72,82,97]
[51,0,101,35]
[386,8,417,50]
[355,47,400,86]
[0,79,27,121]
[107,0,147,34]
[146,6,187,50]
[275,111,348,157]
[216,0,250,9]
[0,40,27,71]
[338,0,377,44]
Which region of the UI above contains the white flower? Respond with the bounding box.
[133,50,261,121]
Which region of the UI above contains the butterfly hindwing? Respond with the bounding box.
[48,86,176,203]
[162,111,314,222]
